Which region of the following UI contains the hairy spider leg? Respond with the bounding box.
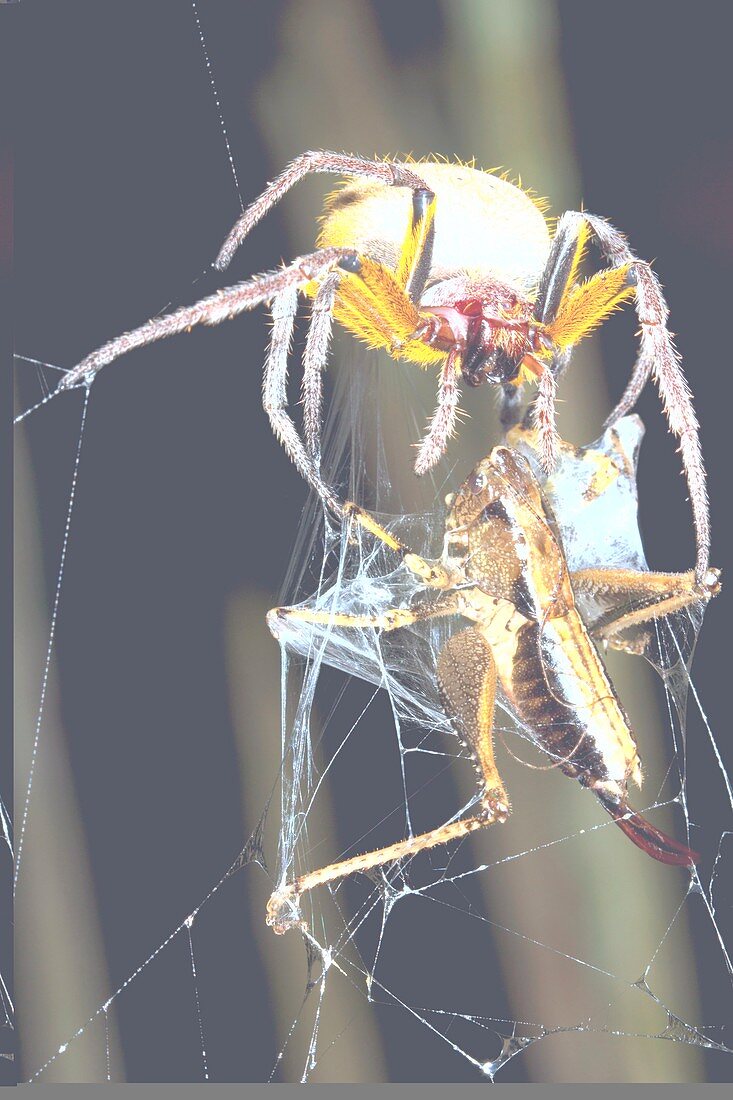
[214,150,433,272]
[265,285,344,511]
[515,215,635,469]
[395,187,438,302]
[328,255,439,363]
[271,238,443,507]
[59,237,446,516]
[58,230,444,514]
[57,247,366,508]
[216,153,442,483]
[301,187,442,467]
[414,350,463,475]
[526,210,709,580]
[59,247,355,392]
[302,272,340,463]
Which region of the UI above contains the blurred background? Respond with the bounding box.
[13,0,732,1083]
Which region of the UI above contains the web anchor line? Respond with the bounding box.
[191,1,244,213]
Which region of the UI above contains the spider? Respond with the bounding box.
[57,151,710,578]
[265,419,720,935]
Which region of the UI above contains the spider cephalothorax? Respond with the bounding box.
[58,152,709,577]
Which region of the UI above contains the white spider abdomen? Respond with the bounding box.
[319,160,552,291]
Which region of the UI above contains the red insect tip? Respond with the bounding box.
[596,792,699,868]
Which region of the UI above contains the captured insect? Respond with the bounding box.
[265,418,720,935]
[56,152,710,579]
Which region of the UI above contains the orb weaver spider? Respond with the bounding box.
[265,419,721,935]
[58,151,710,577]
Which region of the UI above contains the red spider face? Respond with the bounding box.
[422,290,547,387]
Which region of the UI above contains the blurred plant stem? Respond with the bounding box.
[15,410,119,1082]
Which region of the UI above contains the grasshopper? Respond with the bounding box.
[266,419,719,934]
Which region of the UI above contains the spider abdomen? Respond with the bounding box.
[319,160,551,291]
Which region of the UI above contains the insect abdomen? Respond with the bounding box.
[501,612,640,790]
[508,620,606,780]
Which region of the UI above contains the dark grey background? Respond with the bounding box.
[13,0,732,1084]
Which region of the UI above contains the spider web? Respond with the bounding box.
[253,362,733,1081]
[13,343,733,1081]
[13,3,733,1084]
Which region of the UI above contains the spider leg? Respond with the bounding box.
[57,247,357,394]
[521,214,634,465]
[414,349,462,475]
[264,286,339,510]
[266,625,508,935]
[589,213,709,579]
[532,213,636,355]
[395,187,437,302]
[214,150,432,272]
[302,256,426,473]
[302,272,340,464]
[584,214,708,582]
[530,365,559,474]
[526,210,710,579]
[332,254,441,363]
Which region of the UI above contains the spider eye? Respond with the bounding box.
[468,471,487,494]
